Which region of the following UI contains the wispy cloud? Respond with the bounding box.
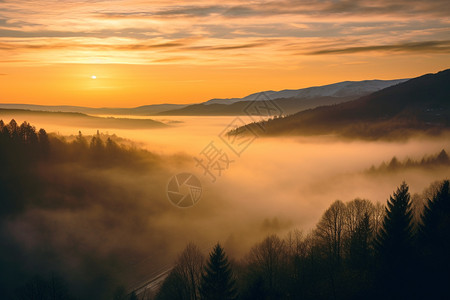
[307,40,450,55]
[0,0,449,66]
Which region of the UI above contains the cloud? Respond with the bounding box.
[0,40,186,51]
[0,38,268,53]
[96,5,225,19]
[306,40,450,55]
[187,42,267,51]
[0,0,449,66]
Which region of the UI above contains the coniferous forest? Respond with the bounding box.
[1,119,449,300]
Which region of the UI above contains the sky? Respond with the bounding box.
[0,0,449,107]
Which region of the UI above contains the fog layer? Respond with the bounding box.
[0,114,448,298]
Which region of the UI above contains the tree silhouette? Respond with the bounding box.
[418,180,450,298]
[316,200,346,265]
[245,235,288,299]
[155,271,188,300]
[38,128,50,157]
[200,243,237,300]
[374,182,414,299]
[348,212,373,270]
[129,291,138,300]
[16,273,72,300]
[156,243,204,300]
[113,286,128,300]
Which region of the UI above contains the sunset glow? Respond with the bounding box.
[0,0,448,106]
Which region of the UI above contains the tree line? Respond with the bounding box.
[0,119,156,169]
[155,180,450,300]
[1,119,164,299]
[368,149,449,173]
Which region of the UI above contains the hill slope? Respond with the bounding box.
[0,109,168,129]
[0,103,187,116]
[159,79,407,116]
[232,69,450,139]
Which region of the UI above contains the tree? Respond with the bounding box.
[371,202,385,236]
[200,243,237,300]
[245,235,287,299]
[155,270,188,300]
[156,243,204,300]
[344,199,374,235]
[348,212,373,269]
[418,180,450,298]
[374,182,414,298]
[38,128,50,157]
[113,286,128,300]
[16,273,72,300]
[316,200,346,265]
[129,291,139,300]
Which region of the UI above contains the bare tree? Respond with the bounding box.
[315,200,346,264]
[372,201,385,235]
[156,243,204,300]
[344,198,375,235]
[245,235,288,298]
[284,229,308,258]
[175,243,204,300]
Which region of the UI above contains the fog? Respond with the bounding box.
[1,113,449,297]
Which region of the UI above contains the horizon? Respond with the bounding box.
[0,75,417,108]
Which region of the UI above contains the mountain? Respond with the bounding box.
[0,109,168,129]
[0,79,406,117]
[159,79,407,115]
[230,69,450,139]
[157,96,359,116]
[0,103,187,116]
[203,79,407,105]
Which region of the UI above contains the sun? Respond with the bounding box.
[91,75,97,79]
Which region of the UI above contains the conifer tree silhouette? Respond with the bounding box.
[418,180,450,298]
[375,182,414,299]
[200,243,237,300]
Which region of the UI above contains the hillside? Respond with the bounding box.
[158,96,360,116]
[231,69,450,139]
[159,79,407,115]
[0,109,168,129]
[0,103,187,116]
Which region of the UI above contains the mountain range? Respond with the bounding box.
[202,79,407,105]
[231,69,450,139]
[0,79,407,116]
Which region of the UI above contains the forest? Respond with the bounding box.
[0,119,449,300]
[155,181,450,300]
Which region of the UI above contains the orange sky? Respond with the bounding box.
[0,0,449,107]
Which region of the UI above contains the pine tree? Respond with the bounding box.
[418,180,450,298]
[374,182,414,298]
[348,212,373,269]
[200,243,237,300]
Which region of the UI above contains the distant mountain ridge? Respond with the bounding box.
[0,109,168,129]
[203,79,408,105]
[158,79,409,115]
[0,103,187,116]
[230,69,450,139]
[0,79,407,116]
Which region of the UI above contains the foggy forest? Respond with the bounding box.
[0,118,448,299]
[1,0,449,299]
